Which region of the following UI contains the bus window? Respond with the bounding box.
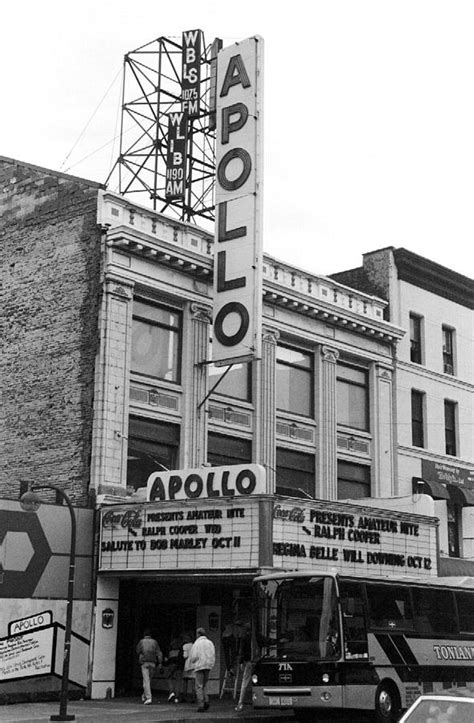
[339,581,368,659]
[255,576,340,660]
[367,584,414,631]
[413,588,458,635]
[456,591,474,634]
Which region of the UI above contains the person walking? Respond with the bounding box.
[136,629,162,705]
[188,626,216,712]
[235,622,253,712]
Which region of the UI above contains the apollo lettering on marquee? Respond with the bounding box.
[147,463,266,502]
[213,37,264,366]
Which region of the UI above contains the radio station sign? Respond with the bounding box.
[99,497,260,572]
[181,29,201,117]
[147,463,266,502]
[272,500,438,579]
[213,36,264,366]
[165,112,187,200]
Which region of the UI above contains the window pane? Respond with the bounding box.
[442,326,454,374]
[209,362,250,401]
[132,317,180,381]
[413,588,457,635]
[367,584,414,631]
[410,314,422,364]
[337,365,368,432]
[207,433,251,466]
[337,461,370,499]
[411,391,424,447]
[277,364,312,416]
[444,400,457,456]
[276,448,315,498]
[277,346,312,368]
[127,417,179,490]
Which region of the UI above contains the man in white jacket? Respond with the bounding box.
[189,627,216,712]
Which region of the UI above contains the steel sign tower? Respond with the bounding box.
[106,31,221,224]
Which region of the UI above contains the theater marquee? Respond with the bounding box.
[272,500,438,579]
[99,497,261,572]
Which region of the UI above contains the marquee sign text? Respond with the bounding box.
[272,502,438,579]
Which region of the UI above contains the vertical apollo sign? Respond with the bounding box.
[213,37,264,365]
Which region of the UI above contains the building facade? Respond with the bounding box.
[332,247,474,571]
[1,157,472,702]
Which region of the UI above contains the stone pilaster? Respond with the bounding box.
[90,273,134,496]
[373,364,395,496]
[185,302,212,467]
[319,345,339,500]
[255,327,279,492]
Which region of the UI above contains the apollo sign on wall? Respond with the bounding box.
[213,37,264,366]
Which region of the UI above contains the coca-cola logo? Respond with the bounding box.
[102,509,142,530]
[273,505,305,523]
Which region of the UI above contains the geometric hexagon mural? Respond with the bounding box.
[0,510,52,597]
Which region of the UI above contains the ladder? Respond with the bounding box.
[219,666,242,700]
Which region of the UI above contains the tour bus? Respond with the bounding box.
[251,571,474,722]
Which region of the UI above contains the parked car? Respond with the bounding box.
[398,692,474,723]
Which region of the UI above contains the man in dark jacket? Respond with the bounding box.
[136,629,162,704]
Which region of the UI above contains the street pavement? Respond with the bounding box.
[0,696,377,723]
[0,696,296,723]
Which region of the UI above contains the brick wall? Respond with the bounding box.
[1,157,103,506]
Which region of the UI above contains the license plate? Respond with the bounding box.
[269,696,293,706]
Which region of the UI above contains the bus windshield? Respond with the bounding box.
[255,575,340,660]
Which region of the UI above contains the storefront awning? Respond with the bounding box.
[446,484,474,506]
[412,477,450,500]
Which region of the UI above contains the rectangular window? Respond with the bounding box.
[412,588,457,635]
[337,363,369,432]
[442,326,455,375]
[131,299,181,382]
[276,346,313,417]
[444,400,457,456]
[208,362,251,401]
[337,461,371,499]
[447,503,461,557]
[411,390,425,448]
[276,448,315,498]
[127,416,180,490]
[207,433,251,466]
[409,313,422,364]
[366,584,414,631]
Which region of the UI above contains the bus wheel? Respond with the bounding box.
[374,681,400,722]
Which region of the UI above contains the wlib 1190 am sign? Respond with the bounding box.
[213,37,264,366]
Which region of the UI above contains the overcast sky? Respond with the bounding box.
[2,0,474,278]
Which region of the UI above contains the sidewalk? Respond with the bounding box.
[0,697,295,723]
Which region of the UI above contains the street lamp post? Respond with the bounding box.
[20,484,76,722]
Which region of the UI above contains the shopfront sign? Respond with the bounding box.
[272,500,438,579]
[99,498,260,572]
[146,463,266,502]
[213,36,264,366]
[422,459,474,488]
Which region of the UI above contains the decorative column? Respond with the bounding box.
[90,273,134,497]
[185,302,212,468]
[255,327,279,493]
[319,345,339,500]
[373,364,395,497]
